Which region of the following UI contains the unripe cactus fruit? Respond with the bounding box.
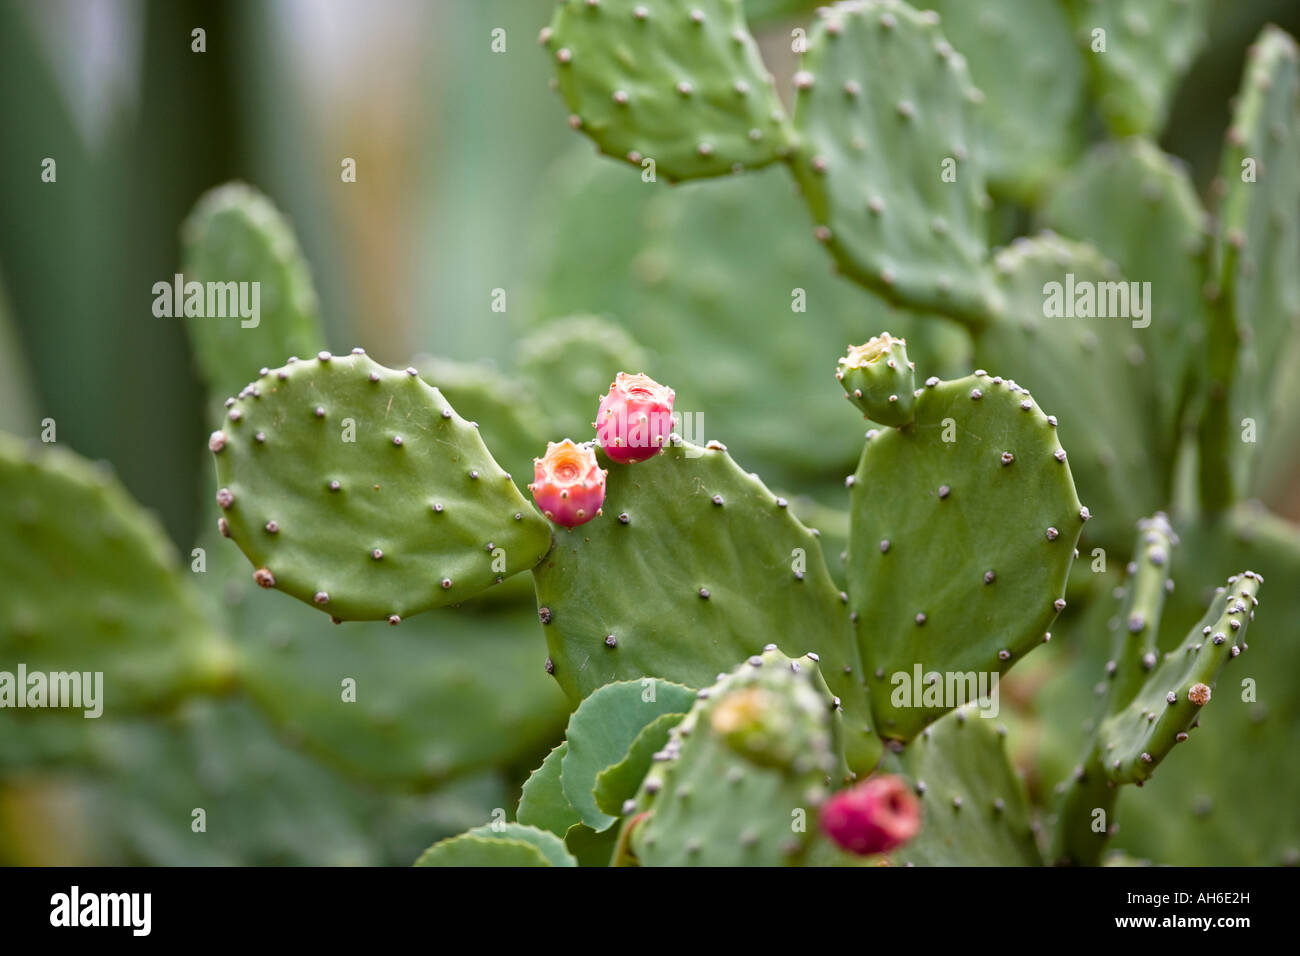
[595,372,675,463]
[819,774,921,856]
[711,686,800,770]
[836,333,916,427]
[529,439,607,528]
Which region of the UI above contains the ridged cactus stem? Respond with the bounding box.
[1196,293,1239,516]
[1105,514,1177,714]
[1049,745,1117,866]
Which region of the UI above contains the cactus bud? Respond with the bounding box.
[528,439,607,528]
[836,333,916,426]
[819,774,921,856]
[710,686,797,769]
[595,372,675,463]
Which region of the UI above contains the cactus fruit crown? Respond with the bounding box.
[837,332,907,373]
[529,439,608,529]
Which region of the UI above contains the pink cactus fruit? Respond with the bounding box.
[819,774,921,856]
[595,372,676,464]
[528,439,607,528]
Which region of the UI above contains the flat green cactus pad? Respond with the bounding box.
[415,823,576,867]
[0,435,233,711]
[975,234,1169,549]
[412,354,550,495]
[231,603,571,789]
[546,0,791,181]
[789,0,999,325]
[849,373,1082,741]
[888,705,1042,865]
[210,351,553,621]
[923,0,1088,203]
[181,183,325,411]
[531,439,881,774]
[626,647,842,865]
[514,315,650,444]
[1064,0,1211,137]
[1040,139,1210,442]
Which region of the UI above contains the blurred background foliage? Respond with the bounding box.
[1,0,1299,864]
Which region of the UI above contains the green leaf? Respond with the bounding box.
[414,823,576,867]
[594,712,685,817]
[560,680,697,832]
[517,744,581,837]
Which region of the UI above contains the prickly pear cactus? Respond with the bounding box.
[622,647,843,866]
[415,822,576,867]
[789,0,1000,325]
[1050,513,1265,865]
[545,0,791,181]
[1064,0,1212,137]
[531,439,880,773]
[181,183,325,411]
[1113,505,1300,866]
[1099,572,1260,785]
[209,351,552,620]
[1203,26,1300,500]
[0,435,234,711]
[848,371,1083,740]
[1040,138,1211,440]
[922,0,1088,203]
[887,705,1042,865]
[974,234,1170,548]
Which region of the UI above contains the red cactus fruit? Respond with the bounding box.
[528,439,607,528]
[595,372,675,464]
[820,774,921,856]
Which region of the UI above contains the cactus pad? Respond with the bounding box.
[922,0,1088,202]
[531,439,880,773]
[789,0,999,325]
[229,600,571,789]
[1208,26,1300,495]
[415,823,577,867]
[1040,139,1210,440]
[888,705,1042,865]
[974,234,1168,548]
[1098,570,1261,785]
[0,435,232,710]
[545,0,791,181]
[1111,505,1300,865]
[625,647,842,865]
[1065,0,1211,137]
[848,372,1082,741]
[209,351,553,620]
[181,183,325,411]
